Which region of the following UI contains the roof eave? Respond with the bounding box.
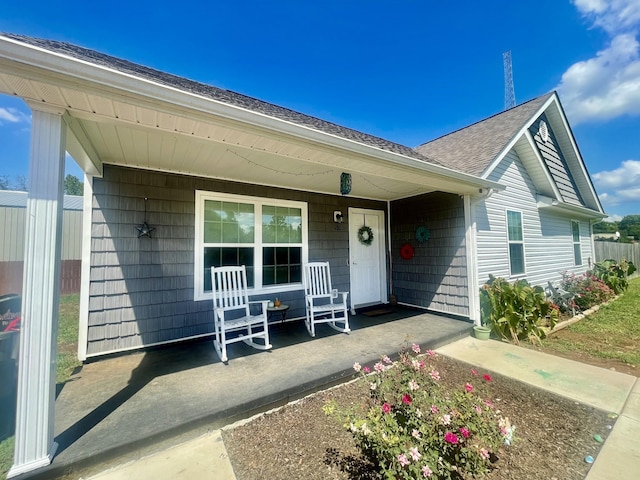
[0,34,501,194]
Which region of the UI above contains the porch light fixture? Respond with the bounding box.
[136,197,155,238]
[340,172,352,195]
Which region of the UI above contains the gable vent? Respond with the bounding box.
[539,121,549,143]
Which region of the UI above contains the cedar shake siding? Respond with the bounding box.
[87,165,385,357]
[390,192,468,317]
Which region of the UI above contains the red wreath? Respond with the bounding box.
[400,243,414,260]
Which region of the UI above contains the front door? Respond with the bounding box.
[348,208,387,311]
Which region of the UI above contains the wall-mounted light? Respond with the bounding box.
[340,172,352,195]
[334,211,344,223]
[136,197,155,238]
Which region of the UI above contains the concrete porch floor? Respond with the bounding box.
[24,306,472,479]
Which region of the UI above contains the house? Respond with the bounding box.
[0,190,83,296]
[0,32,605,476]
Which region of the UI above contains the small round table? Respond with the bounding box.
[267,304,289,323]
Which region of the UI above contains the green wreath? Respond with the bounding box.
[357,225,374,246]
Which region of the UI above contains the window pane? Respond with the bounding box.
[222,222,239,243]
[204,200,222,221]
[204,247,254,288]
[574,244,582,266]
[263,205,302,244]
[507,211,523,241]
[204,222,222,243]
[509,244,525,275]
[572,221,580,242]
[262,246,302,285]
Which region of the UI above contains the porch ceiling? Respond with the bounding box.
[0,39,501,201]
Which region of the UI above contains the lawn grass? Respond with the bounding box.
[544,276,640,367]
[0,293,81,478]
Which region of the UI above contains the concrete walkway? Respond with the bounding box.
[85,335,639,480]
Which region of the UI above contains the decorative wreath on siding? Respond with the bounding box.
[416,226,430,244]
[357,225,374,246]
[400,243,415,260]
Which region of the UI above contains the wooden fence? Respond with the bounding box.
[593,241,640,276]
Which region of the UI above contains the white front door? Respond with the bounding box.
[349,208,387,311]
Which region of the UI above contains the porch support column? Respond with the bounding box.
[8,105,66,478]
[463,194,480,325]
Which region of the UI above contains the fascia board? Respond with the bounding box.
[481,95,556,180]
[537,194,606,220]
[0,35,502,193]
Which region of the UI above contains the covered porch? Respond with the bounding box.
[38,307,471,480]
[0,33,500,476]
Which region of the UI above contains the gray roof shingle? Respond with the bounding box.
[3,33,446,168]
[414,93,554,177]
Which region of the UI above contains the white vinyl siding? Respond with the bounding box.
[475,150,593,288]
[572,220,582,266]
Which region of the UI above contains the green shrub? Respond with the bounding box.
[479,275,558,344]
[325,345,512,479]
[559,272,615,311]
[589,259,636,295]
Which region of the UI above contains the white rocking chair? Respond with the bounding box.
[303,262,350,337]
[211,265,272,362]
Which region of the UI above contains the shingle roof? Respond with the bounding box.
[413,93,555,177]
[0,190,83,210]
[2,33,446,168]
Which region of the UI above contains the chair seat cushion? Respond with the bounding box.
[309,302,347,312]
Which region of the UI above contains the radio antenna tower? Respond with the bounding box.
[503,50,516,110]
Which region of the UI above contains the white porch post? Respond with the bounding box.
[8,105,66,478]
[464,194,481,325]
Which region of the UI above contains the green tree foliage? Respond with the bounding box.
[64,174,83,195]
[619,215,640,241]
[593,220,618,234]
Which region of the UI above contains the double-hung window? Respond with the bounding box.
[195,191,307,300]
[506,210,525,276]
[571,220,582,266]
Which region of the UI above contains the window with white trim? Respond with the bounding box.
[194,191,308,300]
[571,220,582,266]
[506,210,525,275]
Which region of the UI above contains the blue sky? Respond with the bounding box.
[0,0,639,220]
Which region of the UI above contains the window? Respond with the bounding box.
[572,220,582,266]
[195,191,307,300]
[507,210,525,275]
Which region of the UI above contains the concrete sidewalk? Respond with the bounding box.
[86,336,639,480]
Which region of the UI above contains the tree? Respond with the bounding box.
[0,175,9,190]
[593,220,618,234]
[64,174,84,196]
[619,215,640,241]
[14,175,28,191]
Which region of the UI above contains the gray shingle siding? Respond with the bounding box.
[390,192,468,317]
[86,165,385,356]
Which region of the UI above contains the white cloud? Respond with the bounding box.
[559,1,640,124]
[604,213,623,222]
[593,160,640,209]
[0,107,23,124]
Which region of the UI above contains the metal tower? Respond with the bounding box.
[503,50,516,110]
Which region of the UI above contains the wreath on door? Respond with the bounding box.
[357,225,374,246]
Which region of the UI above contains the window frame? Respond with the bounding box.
[194,190,308,301]
[506,209,526,276]
[571,219,582,266]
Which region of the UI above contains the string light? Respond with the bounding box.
[226,148,334,176]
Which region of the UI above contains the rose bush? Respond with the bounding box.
[324,344,513,479]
